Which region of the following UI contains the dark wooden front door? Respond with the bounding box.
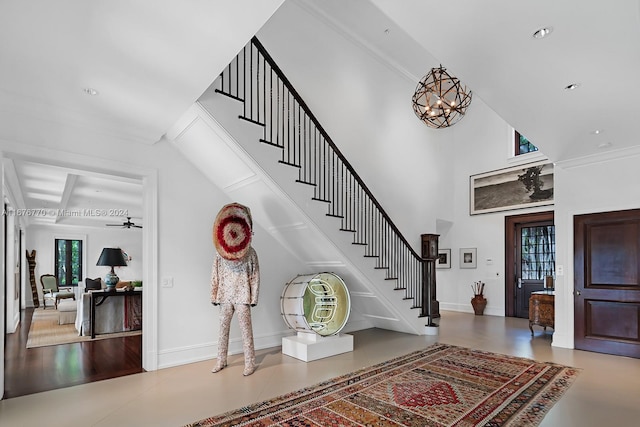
[574,209,640,358]
[505,211,555,318]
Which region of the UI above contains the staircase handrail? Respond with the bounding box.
[249,37,421,261]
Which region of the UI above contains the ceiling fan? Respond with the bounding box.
[106,217,142,229]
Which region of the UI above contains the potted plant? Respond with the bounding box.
[471,281,487,315]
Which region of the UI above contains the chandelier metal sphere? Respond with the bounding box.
[411,66,472,129]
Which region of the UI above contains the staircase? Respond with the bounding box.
[166,37,436,335]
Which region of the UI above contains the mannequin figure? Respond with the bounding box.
[210,203,260,376]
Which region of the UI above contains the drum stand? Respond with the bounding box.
[282,331,353,362]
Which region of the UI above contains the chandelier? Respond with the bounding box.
[411,66,472,129]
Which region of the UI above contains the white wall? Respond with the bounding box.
[553,150,640,348]
[4,212,20,333]
[1,100,323,372]
[255,1,552,321]
[151,140,309,368]
[257,1,450,251]
[0,107,312,372]
[436,98,551,317]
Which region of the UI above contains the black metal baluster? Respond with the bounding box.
[216,37,429,316]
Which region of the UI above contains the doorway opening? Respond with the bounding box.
[505,211,555,318]
[1,154,152,398]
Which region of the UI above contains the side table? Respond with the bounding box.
[529,290,555,336]
[90,289,142,338]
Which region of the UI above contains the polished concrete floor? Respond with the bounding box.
[1,311,639,426]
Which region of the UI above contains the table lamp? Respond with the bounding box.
[96,248,128,291]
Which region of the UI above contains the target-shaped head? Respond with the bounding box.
[212,203,253,260]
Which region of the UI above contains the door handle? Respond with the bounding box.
[575,290,581,296]
[518,278,522,289]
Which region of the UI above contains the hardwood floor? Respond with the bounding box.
[3,308,143,398]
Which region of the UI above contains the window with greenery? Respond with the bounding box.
[521,225,555,280]
[55,239,83,286]
[515,130,538,155]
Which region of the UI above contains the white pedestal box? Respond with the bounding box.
[282,332,354,362]
[424,325,439,336]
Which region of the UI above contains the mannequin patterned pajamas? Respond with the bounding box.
[210,247,259,374]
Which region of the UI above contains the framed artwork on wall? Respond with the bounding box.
[470,160,554,215]
[460,248,477,269]
[437,249,451,269]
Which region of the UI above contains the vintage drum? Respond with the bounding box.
[281,273,351,337]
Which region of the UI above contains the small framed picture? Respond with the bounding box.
[460,248,477,269]
[437,249,451,269]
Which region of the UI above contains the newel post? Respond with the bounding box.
[421,234,440,324]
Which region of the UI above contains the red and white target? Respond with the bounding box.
[212,203,253,260]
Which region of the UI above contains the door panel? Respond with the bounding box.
[574,209,640,358]
[515,223,555,318]
[589,223,638,285]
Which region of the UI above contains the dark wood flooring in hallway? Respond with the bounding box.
[3,308,143,398]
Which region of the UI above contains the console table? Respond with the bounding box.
[529,290,554,336]
[90,289,142,338]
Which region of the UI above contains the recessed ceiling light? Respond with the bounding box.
[590,129,603,135]
[564,83,580,91]
[532,27,553,39]
[384,28,390,35]
[83,88,99,96]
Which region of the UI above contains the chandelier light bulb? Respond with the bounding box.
[411,66,472,129]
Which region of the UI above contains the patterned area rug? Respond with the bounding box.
[26,308,141,348]
[186,343,580,427]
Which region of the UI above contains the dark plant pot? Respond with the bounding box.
[471,295,487,315]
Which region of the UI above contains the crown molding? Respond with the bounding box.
[555,145,640,170]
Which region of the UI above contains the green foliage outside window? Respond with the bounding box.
[55,239,83,286]
[515,131,538,155]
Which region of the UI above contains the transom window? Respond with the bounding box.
[55,239,83,286]
[515,130,538,156]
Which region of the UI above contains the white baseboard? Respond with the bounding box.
[157,319,376,369]
[157,329,291,369]
[8,312,19,333]
[551,332,573,349]
[341,318,374,333]
[439,303,504,317]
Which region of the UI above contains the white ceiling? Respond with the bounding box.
[3,155,144,228]
[1,0,639,226]
[368,0,640,162]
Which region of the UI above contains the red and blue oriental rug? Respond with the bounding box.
[186,343,580,426]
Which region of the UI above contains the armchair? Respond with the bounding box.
[40,274,75,309]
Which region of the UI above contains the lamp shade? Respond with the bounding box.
[97,248,127,290]
[96,248,128,267]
